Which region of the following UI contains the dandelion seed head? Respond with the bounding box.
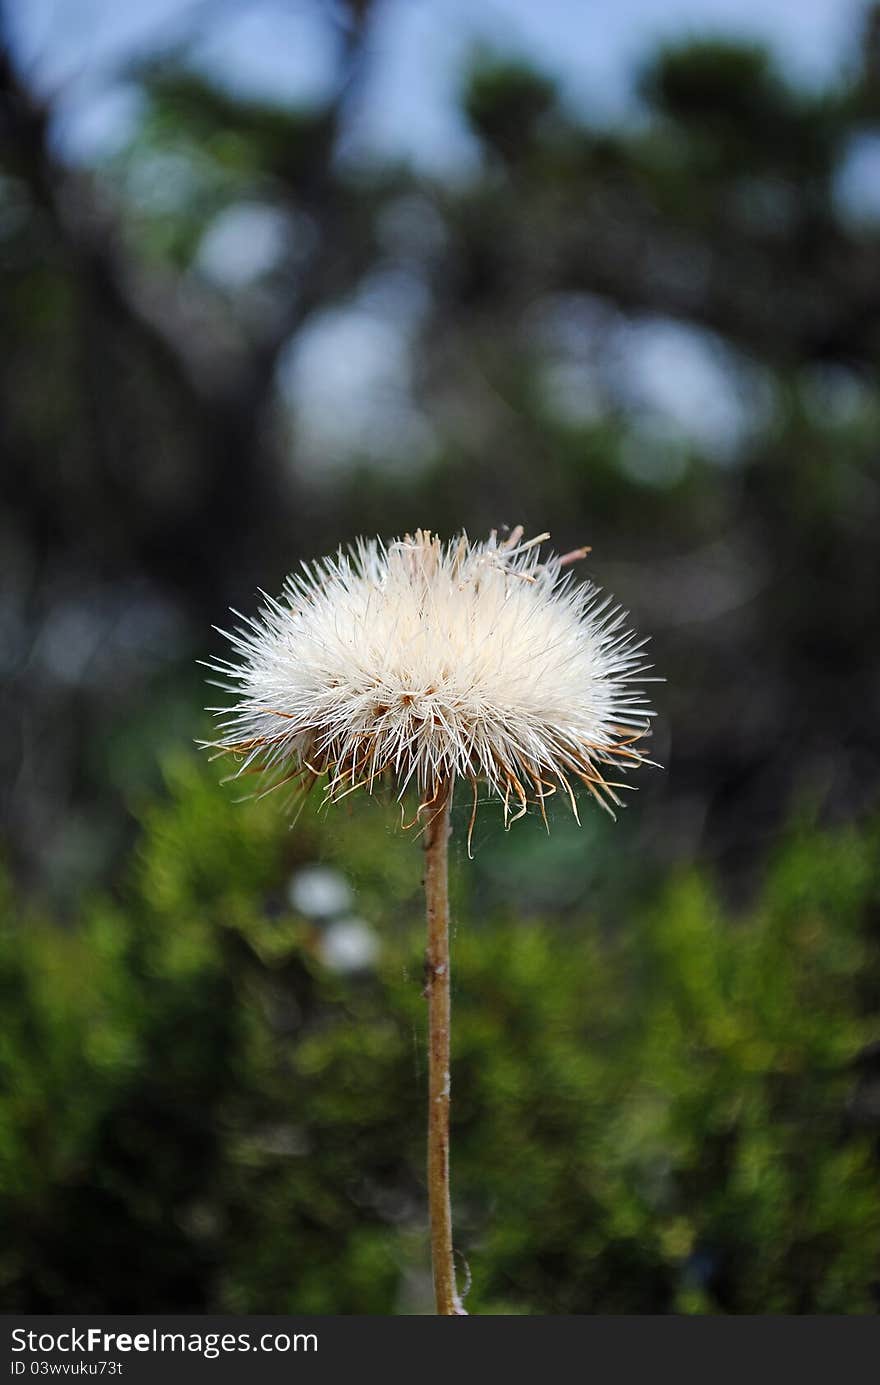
[204,528,657,831]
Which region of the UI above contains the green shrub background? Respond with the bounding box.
[2,757,878,1314]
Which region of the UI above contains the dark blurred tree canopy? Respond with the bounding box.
[2,1,880,898]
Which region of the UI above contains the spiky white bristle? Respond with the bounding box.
[203,528,657,835]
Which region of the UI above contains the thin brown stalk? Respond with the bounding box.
[422,781,466,1315]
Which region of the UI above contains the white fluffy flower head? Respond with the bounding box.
[205,527,656,838]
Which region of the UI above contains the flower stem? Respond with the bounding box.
[423,781,466,1315]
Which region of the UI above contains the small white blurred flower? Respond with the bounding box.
[288,865,352,918]
[319,918,380,973]
[205,527,655,839]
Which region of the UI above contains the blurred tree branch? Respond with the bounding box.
[0,1,377,610]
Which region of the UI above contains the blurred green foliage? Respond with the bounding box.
[2,757,878,1314]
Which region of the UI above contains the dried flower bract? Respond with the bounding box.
[204,528,656,839]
